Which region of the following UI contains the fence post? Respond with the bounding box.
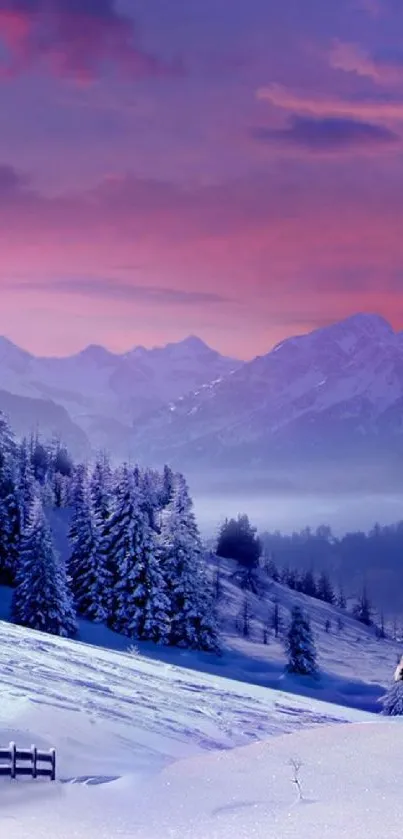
[50,748,56,782]
[31,745,37,779]
[9,742,16,780]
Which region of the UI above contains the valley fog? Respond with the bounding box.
[192,491,403,538]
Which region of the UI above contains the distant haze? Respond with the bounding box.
[193,489,403,538]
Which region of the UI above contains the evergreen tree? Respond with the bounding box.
[12,497,77,637]
[271,599,281,638]
[216,514,261,570]
[30,434,49,484]
[51,471,70,508]
[381,664,403,715]
[18,438,36,531]
[139,468,160,532]
[262,554,279,581]
[352,587,372,626]
[337,585,346,610]
[285,606,318,676]
[68,465,108,622]
[300,569,317,598]
[113,468,170,643]
[159,464,175,508]
[0,413,20,583]
[317,571,335,604]
[119,522,170,643]
[160,474,219,651]
[100,465,169,642]
[0,411,16,463]
[52,441,73,478]
[90,452,113,526]
[376,612,386,640]
[236,596,251,638]
[0,457,21,587]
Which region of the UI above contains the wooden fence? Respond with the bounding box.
[0,742,56,781]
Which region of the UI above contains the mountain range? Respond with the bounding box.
[1,313,403,488]
[0,334,239,458]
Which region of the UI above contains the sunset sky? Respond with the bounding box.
[1,0,403,359]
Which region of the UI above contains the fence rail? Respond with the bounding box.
[0,742,56,781]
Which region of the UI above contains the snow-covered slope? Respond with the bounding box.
[0,335,239,456]
[2,507,399,713]
[0,511,399,837]
[0,616,380,839]
[0,609,399,839]
[130,313,403,478]
[128,720,403,839]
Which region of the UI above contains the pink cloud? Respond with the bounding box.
[0,1,179,82]
[257,83,403,121]
[329,40,403,86]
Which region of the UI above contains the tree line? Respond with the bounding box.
[0,414,218,652]
[215,514,376,628]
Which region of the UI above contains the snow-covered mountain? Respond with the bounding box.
[130,313,403,480]
[0,335,240,456]
[2,313,403,476]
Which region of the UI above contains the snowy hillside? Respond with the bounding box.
[0,617,381,839]
[0,511,400,837]
[3,506,399,713]
[199,555,400,711]
[130,313,403,480]
[0,613,401,839]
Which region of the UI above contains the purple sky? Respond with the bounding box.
[1,0,403,358]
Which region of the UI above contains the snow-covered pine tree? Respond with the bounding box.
[159,473,219,652]
[285,606,318,676]
[271,599,281,637]
[68,463,108,622]
[90,452,113,525]
[159,464,175,508]
[0,411,16,463]
[0,417,21,585]
[103,464,170,642]
[0,468,21,585]
[139,468,160,532]
[18,438,37,531]
[29,433,50,485]
[12,497,77,637]
[48,440,74,508]
[381,663,403,715]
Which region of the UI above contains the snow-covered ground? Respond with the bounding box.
[0,617,384,839]
[0,512,401,837]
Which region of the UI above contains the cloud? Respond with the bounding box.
[0,162,29,192]
[329,40,403,85]
[257,83,403,121]
[0,0,180,82]
[355,0,382,17]
[251,115,400,153]
[6,276,231,306]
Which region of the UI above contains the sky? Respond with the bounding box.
[2,0,403,358]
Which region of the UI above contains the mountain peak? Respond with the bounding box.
[335,313,393,336]
[76,344,116,364]
[0,335,32,360]
[177,335,212,352]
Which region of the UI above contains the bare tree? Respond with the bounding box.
[288,758,303,801]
